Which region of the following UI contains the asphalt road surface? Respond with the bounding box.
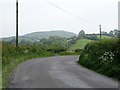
[8,56,119,88]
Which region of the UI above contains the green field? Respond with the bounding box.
[97,35,113,39]
[69,39,93,50]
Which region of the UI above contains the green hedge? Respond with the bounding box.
[2,42,54,66]
[78,38,120,80]
[2,42,54,88]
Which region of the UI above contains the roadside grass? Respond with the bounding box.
[0,62,1,89]
[0,74,1,89]
[68,39,93,50]
[2,53,54,88]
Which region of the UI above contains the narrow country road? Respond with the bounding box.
[8,56,119,88]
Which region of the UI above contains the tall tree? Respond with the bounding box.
[78,30,85,39]
[109,30,114,36]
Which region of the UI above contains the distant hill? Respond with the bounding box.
[23,30,77,39]
[2,30,77,43]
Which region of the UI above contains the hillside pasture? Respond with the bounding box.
[97,35,113,39]
[68,39,93,51]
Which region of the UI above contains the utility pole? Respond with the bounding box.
[99,25,101,39]
[16,0,18,51]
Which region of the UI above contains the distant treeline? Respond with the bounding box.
[2,29,120,45]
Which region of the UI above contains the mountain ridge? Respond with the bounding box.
[2,30,77,42]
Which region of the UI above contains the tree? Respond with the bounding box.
[89,35,98,40]
[109,30,114,36]
[117,30,120,38]
[19,39,26,45]
[68,36,78,45]
[114,29,119,37]
[40,38,48,45]
[101,31,108,35]
[9,37,16,44]
[78,30,86,39]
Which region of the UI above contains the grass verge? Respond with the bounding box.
[2,53,54,88]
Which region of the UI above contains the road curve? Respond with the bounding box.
[8,56,118,88]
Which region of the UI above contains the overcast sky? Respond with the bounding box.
[0,0,119,38]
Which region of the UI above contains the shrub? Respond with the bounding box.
[78,38,120,80]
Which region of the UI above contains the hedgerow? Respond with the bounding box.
[2,42,55,88]
[78,38,120,80]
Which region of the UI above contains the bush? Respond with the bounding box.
[86,35,98,40]
[75,49,83,53]
[78,38,120,80]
